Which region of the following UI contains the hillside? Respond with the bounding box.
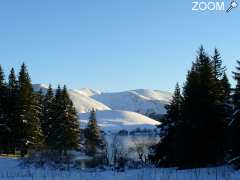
[79,110,160,133]
[33,84,171,115]
[92,89,171,115]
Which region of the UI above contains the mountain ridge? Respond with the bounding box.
[32,84,171,115]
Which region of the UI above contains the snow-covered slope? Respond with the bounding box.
[74,88,100,97]
[92,89,171,115]
[33,84,171,115]
[68,90,111,113]
[79,110,160,133]
[132,89,172,102]
[32,84,111,113]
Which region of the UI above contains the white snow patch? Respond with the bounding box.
[79,110,160,133]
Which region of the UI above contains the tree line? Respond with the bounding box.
[0,63,105,159]
[153,46,240,168]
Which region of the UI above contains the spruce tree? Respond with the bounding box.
[154,83,183,166]
[6,68,19,153]
[154,47,227,167]
[182,47,226,166]
[41,85,54,147]
[47,85,62,151]
[227,61,240,165]
[0,65,9,154]
[221,72,231,102]
[233,60,240,110]
[212,48,225,79]
[60,85,80,153]
[49,85,80,155]
[85,109,105,156]
[17,63,44,156]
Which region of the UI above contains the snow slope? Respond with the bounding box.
[92,89,171,115]
[74,88,100,97]
[32,84,111,113]
[79,110,160,133]
[68,90,111,113]
[33,84,171,115]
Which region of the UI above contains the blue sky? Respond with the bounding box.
[0,0,239,92]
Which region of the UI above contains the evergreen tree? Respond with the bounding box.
[41,85,54,147]
[17,63,44,156]
[233,60,240,110]
[49,85,80,155]
[212,48,226,79]
[60,85,80,153]
[0,65,6,122]
[6,68,19,153]
[221,72,231,102]
[47,85,62,151]
[0,65,9,153]
[227,61,240,166]
[153,83,183,166]
[181,47,226,166]
[33,89,45,148]
[154,47,227,167]
[85,109,105,156]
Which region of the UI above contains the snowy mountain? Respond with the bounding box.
[68,89,111,113]
[92,89,171,115]
[32,84,169,133]
[33,84,171,115]
[79,110,160,133]
[32,84,111,113]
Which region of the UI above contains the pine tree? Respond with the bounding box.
[85,109,105,156]
[0,65,9,154]
[154,47,227,167]
[212,48,226,79]
[60,85,80,153]
[0,65,6,122]
[17,63,44,156]
[233,60,240,110]
[47,85,62,151]
[183,47,226,166]
[221,72,231,102]
[49,85,80,155]
[6,68,19,153]
[153,83,183,166]
[165,83,183,123]
[41,85,54,147]
[227,61,240,165]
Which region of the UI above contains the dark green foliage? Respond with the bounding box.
[48,85,80,155]
[6,68,19,153]
[221,72,231,102]
[60,85,80,152]
[0,63,81,159]
[0,65,10,153]
[154,47,227,167]
[212,48,226,79]
[227,61,240,167]
[85,109,106,156]
[233,61,240,110]
[180,47,225,166]
[41,85,54,147]
[17,63,44,155]
[153,83,183,166]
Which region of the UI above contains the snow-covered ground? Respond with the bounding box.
[79,110,160,133]
[0,158,240,180]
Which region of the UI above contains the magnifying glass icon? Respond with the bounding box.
[226,0,238,13]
